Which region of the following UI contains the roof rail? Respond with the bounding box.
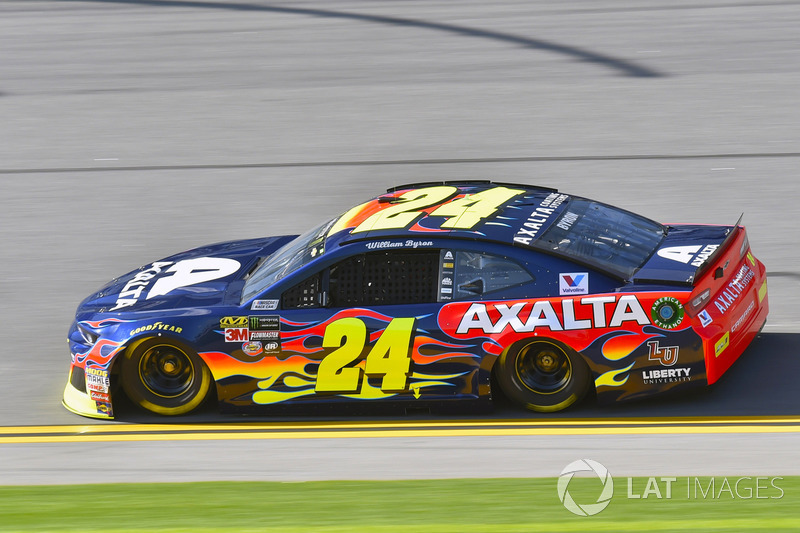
[386,180,558,193]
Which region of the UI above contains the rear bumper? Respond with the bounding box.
[702,266,769,385]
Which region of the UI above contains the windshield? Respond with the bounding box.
[537,199,664,279]
[241,217,336,303]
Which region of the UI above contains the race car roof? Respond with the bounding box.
[325,181,570,249]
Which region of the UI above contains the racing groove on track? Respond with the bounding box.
[2,151,800,174]
[1,0,800,481]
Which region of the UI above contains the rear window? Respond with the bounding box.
[536,199,664,279]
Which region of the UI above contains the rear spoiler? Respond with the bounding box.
[691,213,745,284]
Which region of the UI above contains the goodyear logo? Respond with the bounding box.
[221,316,247,328]
[715,332,730,358]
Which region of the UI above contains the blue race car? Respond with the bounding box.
[64,181,768,418]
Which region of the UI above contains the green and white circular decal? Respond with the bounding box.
[651,297,685,329]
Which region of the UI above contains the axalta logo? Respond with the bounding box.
[715,265,756,314]
[559,273,588,296]
[657,244,718,268]
[455,295,649,335]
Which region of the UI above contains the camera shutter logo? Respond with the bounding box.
[557,459,614,516]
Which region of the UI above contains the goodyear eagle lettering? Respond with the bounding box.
[456,295,648,334]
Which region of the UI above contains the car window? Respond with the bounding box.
[281,272,322,309]
[449,251,534,300]
[536,199,664,279]
[329,250,439,307]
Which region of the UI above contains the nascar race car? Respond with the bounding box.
[63,181,768,419]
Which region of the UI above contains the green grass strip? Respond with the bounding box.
[0,477,798,532]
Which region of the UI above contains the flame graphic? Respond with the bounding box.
[81,318,131,329]
[75,338,126,368]
[595,363,636,388]
[601,331,662,361]
[412,336,478,365]
[200,351,316,382]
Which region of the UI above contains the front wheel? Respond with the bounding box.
[495,339,590,412]
[121,338,212,416]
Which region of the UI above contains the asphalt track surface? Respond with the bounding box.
[1,0,800,484]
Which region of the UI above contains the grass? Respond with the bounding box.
[0,477,798,532]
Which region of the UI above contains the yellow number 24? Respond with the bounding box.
[315,317,416,393]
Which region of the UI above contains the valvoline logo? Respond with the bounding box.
[559,273,589,295]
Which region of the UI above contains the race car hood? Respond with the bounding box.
[632,223,736,285]
[76,236,293,317]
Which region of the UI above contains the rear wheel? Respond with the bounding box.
[495,339,590,412]
[121,338,212,416]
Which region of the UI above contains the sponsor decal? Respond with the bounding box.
[221,316,248,328]
[731,301,755,333]
[249,315,281,345]
[130,322,183,335]
[90,391,111,402]
[96,402,112,415]
[86,367,110,393]
[251,299,279,311]
[242,341,263,356]
[456,295,649,335]
[559,273,588,296]
[642,367,691,384]
[263,341,280,354]
[556,211,579,231]
[650,297,685,330]
[647,340,679,367]
[513,193,568,246]
[439,251,455,301]
[656,245,719,268]
[225,328,249,342]
[112,257,240,311]
[714,265,756,314]
[698,309,713,327]
[251,331,279,340]
[715,332,730,357]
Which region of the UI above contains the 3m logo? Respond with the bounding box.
[559,273,588,296]
[647,340,679,367]
[221,316,247,328]
[225,328,249,342]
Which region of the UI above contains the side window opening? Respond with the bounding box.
[450,251,533,300]
[330,251,439,307]
[281,272,321,309]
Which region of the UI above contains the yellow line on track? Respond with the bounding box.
[1,417,799,443]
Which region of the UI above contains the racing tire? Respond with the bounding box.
[121,338,212,416]
[495,339,591,412]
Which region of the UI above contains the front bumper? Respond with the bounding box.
[62,365,114,419]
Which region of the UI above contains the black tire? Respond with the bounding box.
[495,339,591,412]
[121,337,212,416]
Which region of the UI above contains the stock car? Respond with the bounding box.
[63,181,769,419]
